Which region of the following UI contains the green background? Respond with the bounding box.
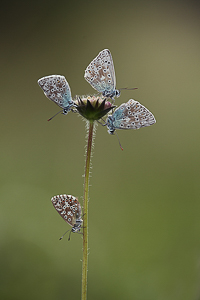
[1,0,200,299]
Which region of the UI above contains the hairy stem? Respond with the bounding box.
[82,121,94,300]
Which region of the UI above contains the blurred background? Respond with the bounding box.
[1,0,200,299]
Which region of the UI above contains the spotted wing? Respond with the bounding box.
[112,99,156,130]
[38,75,73,110]
[51,194,82,227]
[84,49,116,94]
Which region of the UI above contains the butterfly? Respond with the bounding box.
[51,194,83,241]
[84,49,120,100]
[38,75,75,117]
[106,99,156,135]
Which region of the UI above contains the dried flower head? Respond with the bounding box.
[74,95,115,121]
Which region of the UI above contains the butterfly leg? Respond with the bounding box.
[97,119,107,126]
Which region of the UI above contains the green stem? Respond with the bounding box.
[82,120,94,300]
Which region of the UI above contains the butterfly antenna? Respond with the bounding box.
[59,229,71,240]
[68,230,72,241]
[115,132,123,151]
[48,110,62,121]
[119,87,138,91]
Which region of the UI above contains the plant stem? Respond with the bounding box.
[82,120,94,300]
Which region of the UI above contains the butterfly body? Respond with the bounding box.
[38,75,75,115]
[102,89,120,99]
[51,194,83,234]
[84,49,120,100]
[106,99,156,134]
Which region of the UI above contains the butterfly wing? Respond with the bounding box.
[38,75,73,112]
[84,49,117,96]
[110,99,156,130]
[51,194,82,227]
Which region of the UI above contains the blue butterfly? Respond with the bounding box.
[38,75,75,116]
[51,194,83,241]
[106,99,156,134]
[84,49,120,100]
